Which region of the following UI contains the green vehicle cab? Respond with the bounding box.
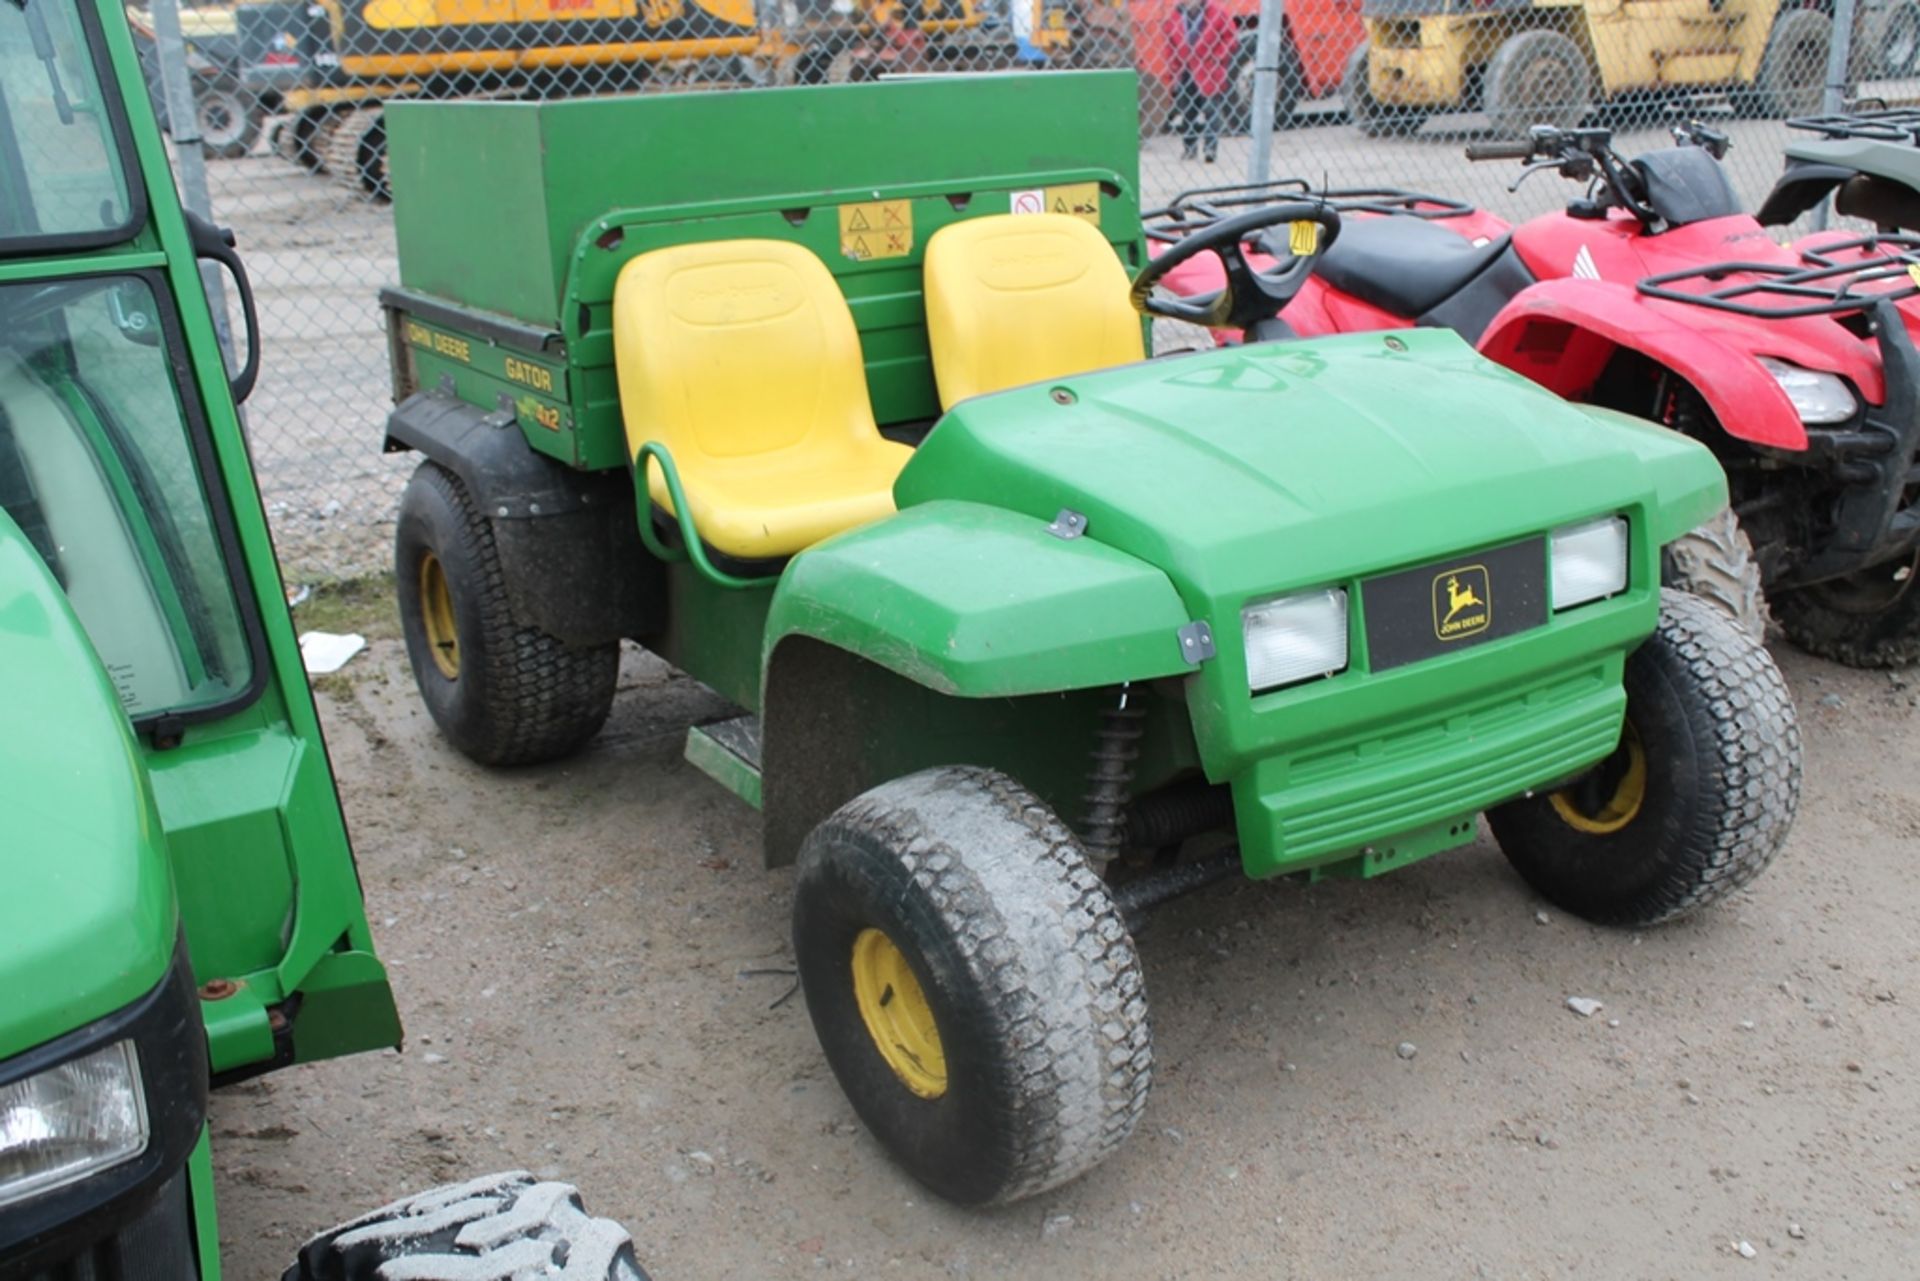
[0,0,400,1272]
[375,71,1803,1205]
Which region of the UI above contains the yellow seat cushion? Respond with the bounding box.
[613,238,912,561]
[924,213,1146,408]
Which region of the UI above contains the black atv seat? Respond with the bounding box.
[1301,215,1512,318]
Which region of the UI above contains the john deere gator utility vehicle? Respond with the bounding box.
[376,70,1802,1204]
[1348,0,1833,138]
[0,1,645,1276]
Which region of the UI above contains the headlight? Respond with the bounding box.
[1550,516,1629,611]
[0,1042,148,1210]
[1758,357,1856,425]
[1243,587,1349,692]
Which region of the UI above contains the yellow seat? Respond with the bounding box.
[613,239,912,561]
[924,213,1146,408]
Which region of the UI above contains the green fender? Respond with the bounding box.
[1575,405,1730,546]
[763,499,1201,698]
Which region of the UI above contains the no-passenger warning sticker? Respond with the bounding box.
[839,200,913,261]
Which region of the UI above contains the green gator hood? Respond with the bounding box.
[898,329,1723,607]
[0,510,175,1059]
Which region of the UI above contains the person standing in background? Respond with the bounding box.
[1163,0,1235,162]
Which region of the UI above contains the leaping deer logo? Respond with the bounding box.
[1443,574,1485,624]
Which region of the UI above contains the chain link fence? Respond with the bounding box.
[135,0,1902,582]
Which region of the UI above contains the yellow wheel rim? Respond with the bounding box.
[1550,719,1647,835]
[850,928,947,1099]
[418,551,460,680]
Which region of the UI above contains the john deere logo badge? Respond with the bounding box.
[1433,566,1491,641]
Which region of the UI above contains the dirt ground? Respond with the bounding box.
[211,623,1920,1280]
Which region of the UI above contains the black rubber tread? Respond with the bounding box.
[1481,29,1594,138]
[281,1171,648,1281]
[1661,508,1768,641]
[1773,559,1920,668]
[1488,589,1801,927]
[1344,45,1427,139]
[1229,31,1304,131]
[395,461,618,766]
[1756,9,1833,118]
[793,766,1151,1206]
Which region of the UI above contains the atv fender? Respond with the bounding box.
[1477,280,1809,452]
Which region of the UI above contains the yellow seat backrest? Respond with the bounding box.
[924,213,1146,408]
[612,239,911,561]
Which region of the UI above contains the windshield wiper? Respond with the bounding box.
[18,0,76,125]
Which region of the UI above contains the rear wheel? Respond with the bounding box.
[1344,45,1427,138]
[793,766,1151,1206]
[1661,508,1767,640]
[1774,551,1920,667]
[1481,29,1593,138]
[1488,590,1800,926]
[395,461,619,766]
[1754,9,1833,118]
[282,1171,647,1280]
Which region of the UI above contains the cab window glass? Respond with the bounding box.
[0,0,135,246]
[0,276,251,719]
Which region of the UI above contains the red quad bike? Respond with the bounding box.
[1143,125,1920,666]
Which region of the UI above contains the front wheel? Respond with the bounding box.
[1661,507,1767,640]
[395,461,619,766]
[1488,590,1801,927]
[1773,551,1920,667]
[793,767,1152,1206]
[195,82,262,159]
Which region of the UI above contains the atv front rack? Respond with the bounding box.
[1637,234,1920,319]
[1144,181,1475,244]
[1786,108,1920,144]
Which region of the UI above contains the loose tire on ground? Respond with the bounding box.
[1488,589,1800,927]
[1754,9,1832,118]
[395,461,618,766]
[1344,45,1427,138]
[195,82,261,159]
[1773,551,1920,667]
[793,766,1152,1206]
[282,1171,647,1281]
[1481,29,1593,138]
[1661,507,1768,640]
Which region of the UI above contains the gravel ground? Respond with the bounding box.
[211,635,1920,1279]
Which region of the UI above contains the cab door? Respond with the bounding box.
[0,0,399,1080]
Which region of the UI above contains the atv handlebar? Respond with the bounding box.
[1465,140,1535,162]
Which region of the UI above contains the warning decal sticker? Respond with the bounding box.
[839,200,914,261]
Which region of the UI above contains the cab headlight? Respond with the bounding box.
[1243,587,1349,692]
[0,1042,148,1209]
[1758,357,1856,425]
[1550,516,1629,611]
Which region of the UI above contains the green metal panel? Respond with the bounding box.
[0,510,175,1059]
[764,500,1198,699]
[388,72,1142,326]
[384,72,1145,469]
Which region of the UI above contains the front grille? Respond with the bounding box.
[27,1171,196,1281]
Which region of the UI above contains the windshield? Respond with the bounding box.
[0,275,253,721]
[0,0,137,249]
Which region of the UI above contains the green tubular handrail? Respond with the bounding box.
[632,441,780,590]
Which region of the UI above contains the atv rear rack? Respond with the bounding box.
[1145,182,1475,244]
[1637,233,1920,319]
[1785,108,1920,144]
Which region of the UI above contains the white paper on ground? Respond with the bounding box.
[300,631,366,674]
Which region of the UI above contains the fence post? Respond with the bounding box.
[1246,0,1286,185]
[147,0,236,361]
